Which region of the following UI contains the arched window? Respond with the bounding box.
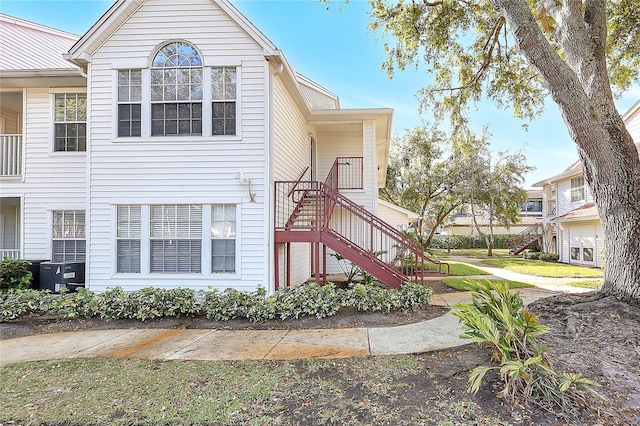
[150,41,203,136]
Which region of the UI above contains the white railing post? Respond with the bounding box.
[0,249,22,260]
[0,134,23,177]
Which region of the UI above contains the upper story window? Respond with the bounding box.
[212,67,237,136]
[118,70,142,137]
[54,94,86,151]
[150,42,203,136]
[571,176,585,202]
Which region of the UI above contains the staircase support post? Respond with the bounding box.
[286,242,291,288]
[275,243,280,291]
[322,244,327,285]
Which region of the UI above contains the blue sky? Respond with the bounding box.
[1,0,638,188]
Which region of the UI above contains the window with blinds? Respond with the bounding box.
[211,204,236,273]
[52,210,86,262]
[117,205,141,273]
[150,204,202,273]
[571,176,585,202]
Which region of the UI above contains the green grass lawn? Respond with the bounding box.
[0,356,542,425]
[482,258,604,278]
[424,260,489,276]
[568,280,603,289]
[441,277,533,291]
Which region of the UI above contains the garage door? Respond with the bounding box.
[569,224,595,265]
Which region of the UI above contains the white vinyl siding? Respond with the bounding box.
[624,108,640,143]
[0,88,87,262]
[87,0,267,291]
[272,74,311,285]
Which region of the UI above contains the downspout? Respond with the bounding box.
[266,60,284,295]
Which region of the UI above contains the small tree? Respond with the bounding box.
[467,151,531,255]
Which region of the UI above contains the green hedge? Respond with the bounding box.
[0,258,33,291]
[0,282,434,323]
[428,234,515,250]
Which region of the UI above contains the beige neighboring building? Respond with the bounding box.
[445,189,543,236]
[533,100,640,267]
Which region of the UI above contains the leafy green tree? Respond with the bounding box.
[458,135,532,255]
[365,0,640,303]
[380,126,466,246]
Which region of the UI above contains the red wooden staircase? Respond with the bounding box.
[274,158,449,289]
[507,223,544,255]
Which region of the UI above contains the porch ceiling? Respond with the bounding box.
[313,122,362,134]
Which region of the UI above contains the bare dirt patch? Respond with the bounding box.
[2,285,639,424]
[528,292,640,425]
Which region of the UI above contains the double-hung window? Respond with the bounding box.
[211,67,237,136]
[151,42,203,136]
[52,210,86,262]
[54,94,86,151]
[117,205,141,273]
[211,204,236,273]
[117,70,142,137]
[570,177,585,202]
[150,204,202,273]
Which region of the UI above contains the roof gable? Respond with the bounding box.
[67,0,278,66]
[0,14,79,72]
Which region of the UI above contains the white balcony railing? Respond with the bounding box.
[1,134,23,177]
[0,249,22,260]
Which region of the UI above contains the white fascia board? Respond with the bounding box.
[268,52,312,117]
[622,98,640,122]
[67,0,143,63]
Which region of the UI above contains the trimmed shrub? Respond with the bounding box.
[0,289,55,321]
[1,281,436,323]
[0,258,33,291]
[452,281,602,415]
[539,253,560,262]
[429,234,515,250]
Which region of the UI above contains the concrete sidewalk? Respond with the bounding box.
[0,287,561,366]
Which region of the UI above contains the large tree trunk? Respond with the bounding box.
[489,0,640,303]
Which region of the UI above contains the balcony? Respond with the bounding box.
[1,134,23,177]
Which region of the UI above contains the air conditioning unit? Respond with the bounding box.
[39,262,85,293]
[26,259,50,289]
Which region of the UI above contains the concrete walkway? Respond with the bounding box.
[1,257,596,365]
[0,285,568,366]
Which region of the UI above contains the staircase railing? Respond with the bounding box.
[325,157,363,190]
[507,222,543,255]
[275,180,449,286]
